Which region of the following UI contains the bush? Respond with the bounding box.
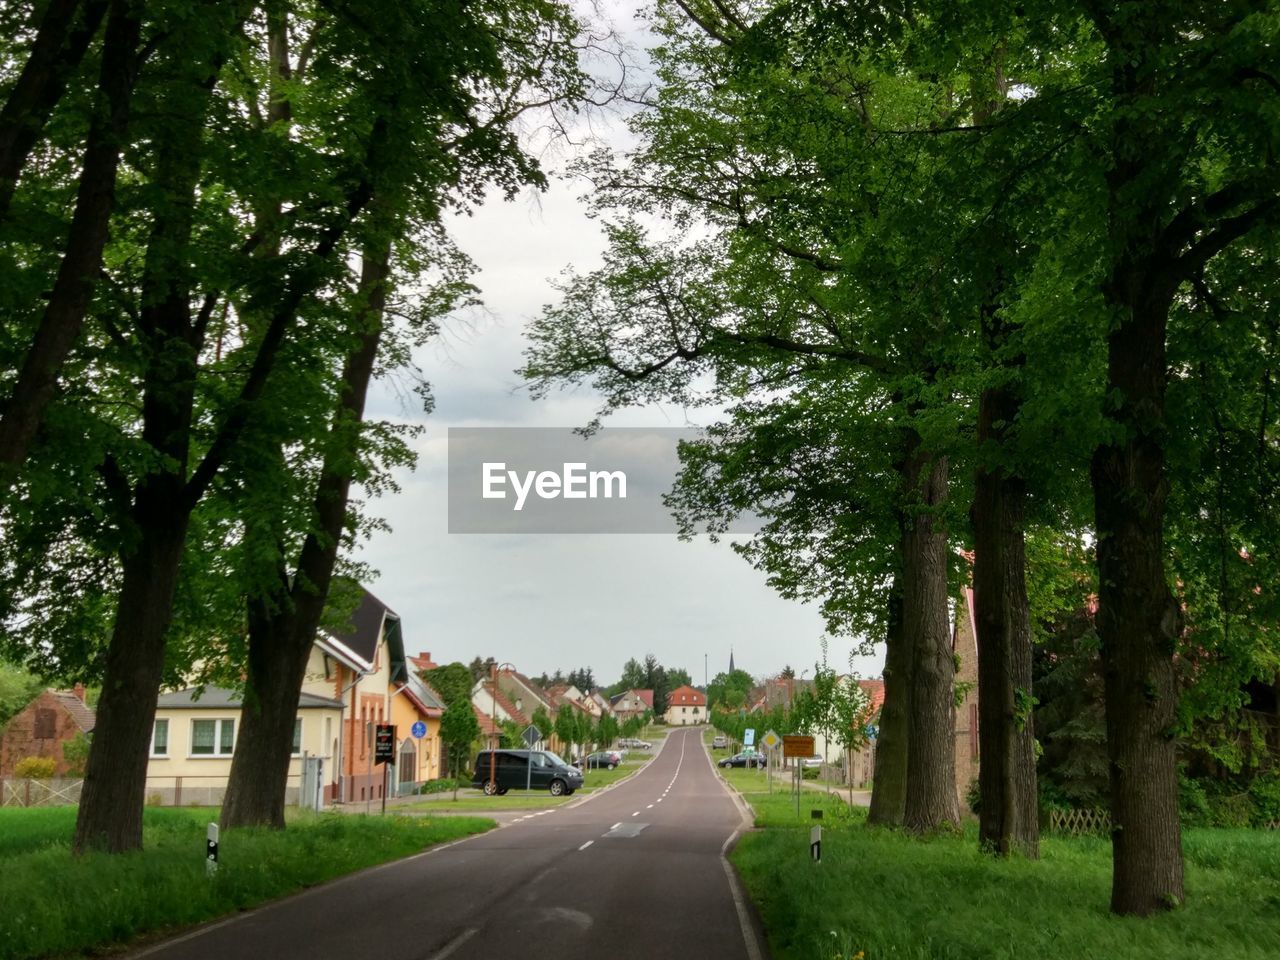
[1207,791,1254,828]
[802,766,821,780]
[1178,773,1211,826]
[966,777,982,815]
[1249,772,1280,825]
[417,778,462,795]
[13,756,56,779]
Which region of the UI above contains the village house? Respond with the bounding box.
[663,684,706,725]
[0,687,94,778]
[146,686,343,807]
[142,585,446,807]
[610,689,653,722]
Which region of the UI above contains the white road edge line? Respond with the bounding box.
[428,926,480,960]
[698,726,765,960]
[578,840,594,851]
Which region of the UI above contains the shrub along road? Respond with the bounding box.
[127,727,766,960]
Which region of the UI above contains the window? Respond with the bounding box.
[682,706,688,713]
[34,708,56,739]
[292,717,302,755]
[191,718,235,756]
[151,719,169,757]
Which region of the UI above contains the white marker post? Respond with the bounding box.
[810,808,822,863]
[206,822,219,876]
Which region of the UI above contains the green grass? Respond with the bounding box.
[0,806,494,960]
[718,773,1280,960]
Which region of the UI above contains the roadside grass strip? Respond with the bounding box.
[716,770,1280,960]
[0,806,494,960]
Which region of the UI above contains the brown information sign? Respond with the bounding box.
[782,734,815,758]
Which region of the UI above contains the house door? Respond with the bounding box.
[398,740,417,791]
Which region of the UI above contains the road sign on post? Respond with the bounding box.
[522,726,541,792]
[743,728,756,747]
[375,724,396,764]
[760,730,781,751]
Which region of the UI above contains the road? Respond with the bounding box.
[131,727,767,960]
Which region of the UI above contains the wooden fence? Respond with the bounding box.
[0,777,84,807]
[1047,807,1111,836]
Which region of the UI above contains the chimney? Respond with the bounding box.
[73,684,86,702]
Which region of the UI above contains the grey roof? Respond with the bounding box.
[156,686,343,710]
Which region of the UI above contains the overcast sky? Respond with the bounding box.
[351,2,886,689]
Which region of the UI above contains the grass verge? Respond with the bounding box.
[716,769,1280,960]
[0,806,494,960]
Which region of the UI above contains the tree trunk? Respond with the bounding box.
[219,583,307,830]
[0,0,142,478]
[901,442,959,832]
[73,483,190,852]
[221,239,391,829]
[868,574,909,826]
[0,0,108,219]
[972,395,1039,856]
[1092,284,1185,914]
[72,27,219,853]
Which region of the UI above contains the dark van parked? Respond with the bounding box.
[471,749,584,796]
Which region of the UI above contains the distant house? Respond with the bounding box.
[663,685,707,725]
[953,586,980,807]
[844,679,886,787]
[587,689,613,717]
[0,687,94,777]
[610,689,653,722]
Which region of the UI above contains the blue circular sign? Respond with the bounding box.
[411,721,427,739]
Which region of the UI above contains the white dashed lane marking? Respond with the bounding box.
[578,840,593,851]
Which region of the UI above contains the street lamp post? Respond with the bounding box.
[489,661,518,795]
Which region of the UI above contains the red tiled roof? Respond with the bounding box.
[473,704,500,737]
[49,690,95,733]
[666,685,706,707]
[485,681,529,726]
[636,689,654,709]
[409,651,438,673]
[857,679,886,713]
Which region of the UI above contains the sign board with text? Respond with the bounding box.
[374,724,396,764]
[782,734,815,758]
[743,728,756,747]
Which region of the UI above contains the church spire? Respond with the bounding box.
[729,647,735,674]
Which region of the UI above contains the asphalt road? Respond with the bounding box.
[131,727,767,960]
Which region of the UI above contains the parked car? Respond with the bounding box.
[618,737,652,749]
[719,750,765,769]
[801,754,824,769]
[576,750,623,770]
[471,749,584,796]
[711,734,728,749]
